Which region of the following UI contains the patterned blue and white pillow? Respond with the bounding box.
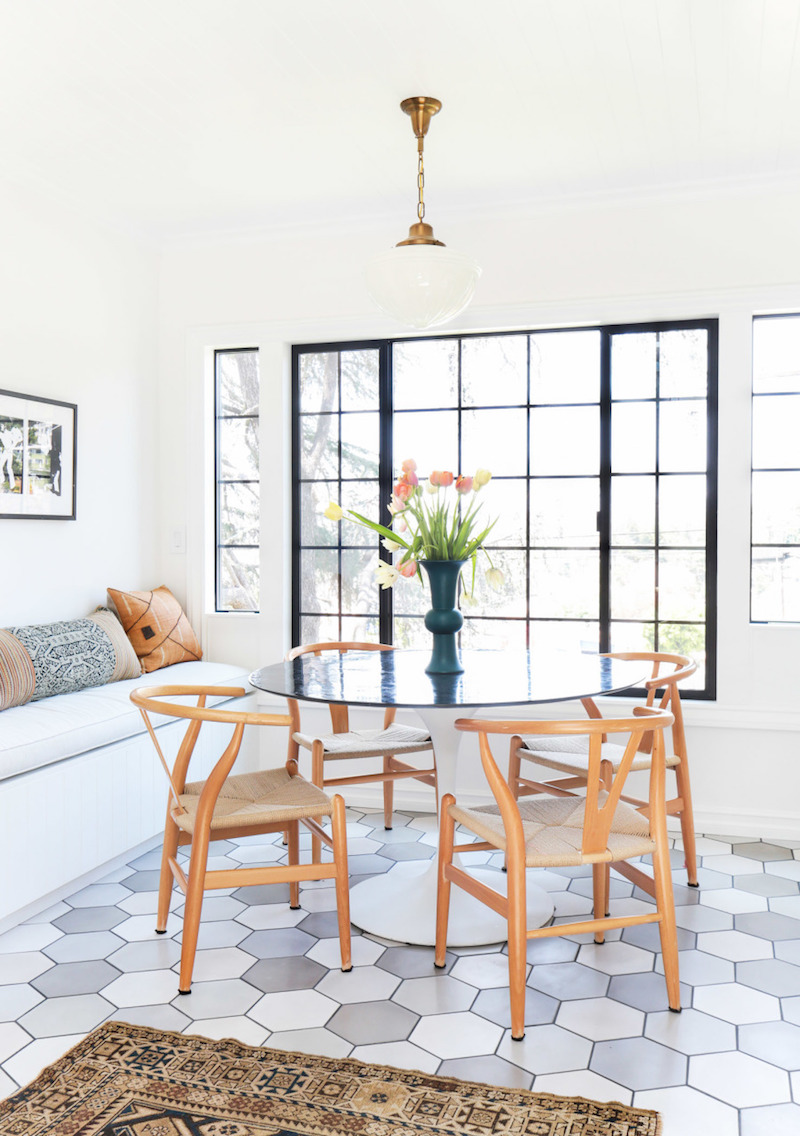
[7,619,116,701]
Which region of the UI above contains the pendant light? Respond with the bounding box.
[366,97,481,330]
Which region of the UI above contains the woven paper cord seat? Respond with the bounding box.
[293,722,431,758]
[518,734,681,776]
[175,767,335,835]
[448,794,656,867]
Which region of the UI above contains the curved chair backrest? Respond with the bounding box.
[131,684,293,815]
[456,708,674,859]
[284,642,397,733]
[581,652,695,756]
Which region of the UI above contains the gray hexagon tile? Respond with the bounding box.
[645,1007,736,1054]
[496,1023,592,1075]
[590,1036,687,1091]
[633,1086,739,1136]
[409,1011,503,1059]
[689,1051,791,1108]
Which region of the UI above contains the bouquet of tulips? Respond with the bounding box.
[325,459,504,597]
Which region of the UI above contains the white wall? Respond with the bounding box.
[157,180,800,837]
[0,183,161,626]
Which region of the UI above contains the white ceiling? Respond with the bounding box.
[2,0,800,241]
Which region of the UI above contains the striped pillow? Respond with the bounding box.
[0,630,36,710]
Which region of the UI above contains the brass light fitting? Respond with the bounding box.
[396,96,445,247]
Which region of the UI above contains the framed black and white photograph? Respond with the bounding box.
[0,389,77,519]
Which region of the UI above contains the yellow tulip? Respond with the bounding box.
[474,468,492,489]
[486,567,504,591]
[324,501,344,521]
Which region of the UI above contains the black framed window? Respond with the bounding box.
[293,319,717,697]
[752,315,800,622]
[215,348,260,612]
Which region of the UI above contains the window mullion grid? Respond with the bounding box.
[336,353,343,641]
[526,334,532,648]
[599,331,612,653]
[654,331,662,652]
[379,342,394,643]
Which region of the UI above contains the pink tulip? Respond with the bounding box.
[399,559,418,578]
[430,470,454,487]
[401,458,417,474]
[394,480,414,503]
[456,475,473,494]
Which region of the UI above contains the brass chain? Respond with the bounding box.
[417,148,425,222]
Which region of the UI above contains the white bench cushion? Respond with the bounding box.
[0,661,253,780]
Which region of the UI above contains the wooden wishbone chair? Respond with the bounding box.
[507,652,699,885]
[131,685,352,994]
[286,642,437,859]
[435,708,680,1041]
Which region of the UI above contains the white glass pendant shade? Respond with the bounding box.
[366,244,481,330]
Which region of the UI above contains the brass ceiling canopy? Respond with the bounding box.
[396,96,445,247]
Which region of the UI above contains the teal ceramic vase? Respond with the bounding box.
[420,559,466,675]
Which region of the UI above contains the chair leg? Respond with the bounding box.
[156,813,179,933]
[507,853,527,1041]
[177,828,210,994]
[652,829,682,1012]
[311,744,324,864]
[592,862,608,944]
[507,747,522,801]
[287,820,300,909]
[675,763,699,887]
[383,757,394,829]
[434,794,456,968]
[331,794,352,972]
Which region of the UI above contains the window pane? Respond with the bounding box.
[659,474,706,547]
[394,575,429,616]
[393,340,458,409]
[752,549,800,621]
[610,621,655,653]
[393,616,429,649]
[612,333,656,400]
[657,624,706,686]
[341,615,380,640]
[340,412,379,479]
[300,414,339,479]
[301,481,338,546]
[752,471,800,544]
[461,618,528,650]
[218,418,259,480]
[530,550,599,618]
[341,350,379,411]
[659,401,707,472]
[467,550,527,616]
[753,316,800,393]
[341,548,380,614]
[660,329,708,397]
[530,478,600,547]
[530,331,600,404]
[393,410,458,474]
[485,478,527,547]
[219,482,259,545]
[531,407,600,474]
[340,481,380,531]
[301,548,339,611]
[752,395,800,469]
[529,620,599,654]
[611,549,655,620]
[462,335,527,407]
[299,352,338,414]
[301,614,339,643]
[611,476,655,546]
[217,351,259,415]
[462,408,527,477]
[219,547,259,612]
[612,402,656,473]
[659,550,705,621]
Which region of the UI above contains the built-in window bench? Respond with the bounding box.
[0,661,258,923]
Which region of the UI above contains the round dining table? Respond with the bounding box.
[249,648,648,947]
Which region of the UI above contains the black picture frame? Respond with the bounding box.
[0,389,77,520]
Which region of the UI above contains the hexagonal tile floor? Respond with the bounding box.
[2,810,800,1136]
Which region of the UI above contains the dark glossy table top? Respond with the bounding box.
[249,649,647,709]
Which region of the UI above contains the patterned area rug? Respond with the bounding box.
[0,1020,662,1135]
